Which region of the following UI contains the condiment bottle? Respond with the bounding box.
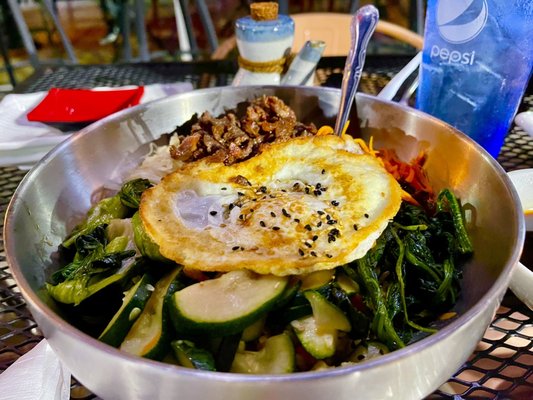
[232,2,294,86]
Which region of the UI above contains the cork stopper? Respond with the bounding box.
[250,2,279,21]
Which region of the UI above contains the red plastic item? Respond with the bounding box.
[27,87,145,123]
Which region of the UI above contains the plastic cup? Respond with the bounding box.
[416,0,533,158]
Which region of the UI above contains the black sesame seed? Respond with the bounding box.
[316,183,322,189]
[294,218,301,223]
[293,182,300,189]
[237,192,244,196]
[364,213,369,218]
[260,221,266,227]
[317,210,325,215]
[310,251,318,257]
[328,236,336,243]
[317,221,323,227]
[304,242,312,248]
[305,187,310,194]
[272,226,280,231]
[209,211,218,216]
[229,203,235,210]
[353,224,358,231]
[313,190,322,196]
[326,254,333,258]
[331,200,339,206]
[327,219,337,225]
[282,209,291,218]
[321,169,326,174]
[232,246,240,251]
[221,187,227,190]
[239,214,245,220]
[270,212,277,218]
[312,235,318,241]
[304,224,312,231]
[298,249,305,256]
[259,186,267,193]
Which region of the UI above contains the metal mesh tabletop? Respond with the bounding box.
[1,59,532,399]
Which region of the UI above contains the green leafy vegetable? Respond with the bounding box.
[119,178,153,209]
[436,189,473,254]
[48,225,136,305]
[354,253,405,350]
[62,196,130,248]
[348,188,472,350]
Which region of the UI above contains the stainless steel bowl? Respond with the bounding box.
[4,86,525,400]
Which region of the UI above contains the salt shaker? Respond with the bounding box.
[232,2,294,86]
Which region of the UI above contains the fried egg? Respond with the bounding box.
[140,134,402,276]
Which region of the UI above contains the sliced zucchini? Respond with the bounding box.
[231,333,295,374]
[304,291,351,332]
[290,291,351,359]
[336,271,360,295]
[241,315,266,342]
[271,279,301,310]
[171,340,216,371]
[300,269,335,291]
[291,316,336,359]
[120,267,183,360]
[131,212,169,263]
[169,270,288,336]
[99,274,155,347]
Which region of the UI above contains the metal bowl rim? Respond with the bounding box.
[4,85,526,382]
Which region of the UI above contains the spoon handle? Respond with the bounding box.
[334,5,380,136]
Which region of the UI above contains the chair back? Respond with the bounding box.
[291,12,423,55]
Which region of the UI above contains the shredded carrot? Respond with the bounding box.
[315,121,351,137]
[314,126,434,206]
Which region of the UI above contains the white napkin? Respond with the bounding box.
[0,339,70,400]
[0,82,194,168]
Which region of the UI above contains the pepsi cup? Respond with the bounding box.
[416,0,533,158]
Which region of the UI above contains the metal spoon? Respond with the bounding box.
[334,5,380,136]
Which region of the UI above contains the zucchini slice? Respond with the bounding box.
[171,340,216,371]
[231,333,295,374]
[169,270,288,336]
[98,274,155,347]
[241,316,266,342]
[305,291,351,332]
[291,316,336,359]
[291,291,351,359]
[300,269,335,291]
[120,267,183,360]
[336,271,360,295]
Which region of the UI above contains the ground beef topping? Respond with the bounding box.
[169,95,318,165]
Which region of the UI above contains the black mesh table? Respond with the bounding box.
[1,57,532,399]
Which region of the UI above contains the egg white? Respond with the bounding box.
[140,134,402,276]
